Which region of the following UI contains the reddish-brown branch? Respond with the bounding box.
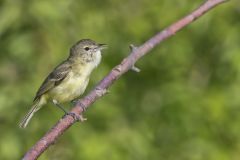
[22,0,228,159]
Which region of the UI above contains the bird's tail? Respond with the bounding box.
[19,98,42,128]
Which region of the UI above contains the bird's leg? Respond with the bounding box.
[52,99,68,114]
[52,99,86,122]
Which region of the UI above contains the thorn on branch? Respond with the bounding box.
[131,65,141,72]
[114,65,122,72]
[129,44,138,51]
[95,87,108,97]
[78,114,87,122]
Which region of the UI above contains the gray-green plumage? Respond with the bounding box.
[19,39,107,128]
[34,60,71,101]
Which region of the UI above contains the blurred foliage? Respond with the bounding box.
[0,0,239,159]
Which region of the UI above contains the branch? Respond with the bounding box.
[23,0,228,159]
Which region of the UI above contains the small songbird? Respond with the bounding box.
[19,39,107,128]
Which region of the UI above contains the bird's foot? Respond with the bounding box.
[64,112,87,122]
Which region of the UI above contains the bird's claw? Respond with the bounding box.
[64,112,87,122]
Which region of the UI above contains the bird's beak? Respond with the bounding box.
[98,44,108,50]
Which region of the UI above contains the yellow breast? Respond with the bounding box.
[48,63,95,103]
[47,50,102,103]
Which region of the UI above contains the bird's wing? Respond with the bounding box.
[33,61,72,101]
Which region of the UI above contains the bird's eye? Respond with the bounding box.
[84,47,90,51]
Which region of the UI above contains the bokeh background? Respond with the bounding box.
[0,0,239,159]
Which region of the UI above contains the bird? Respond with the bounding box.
[19,39,107,128]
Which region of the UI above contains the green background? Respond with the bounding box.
[0,0,239,159]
